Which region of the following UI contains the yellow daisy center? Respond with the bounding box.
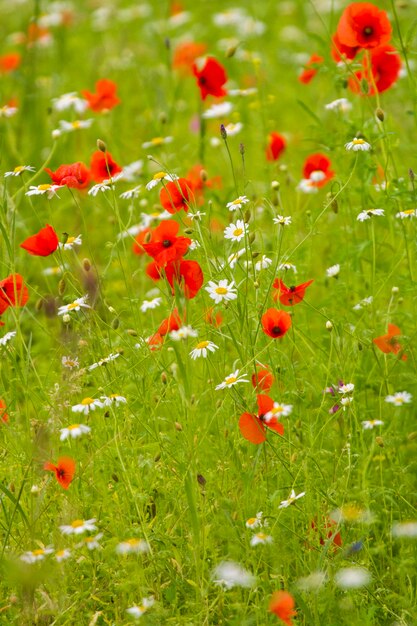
[126,538,140,546]
[67,302,79,310]
[153,171,167,180]
[225,376,237,385]
[68,424,80,430]
[246,517,256,525]
[215,287,228,295]
[72,121,81,128]
[232,198,241,205]
[403,209,415,215]
[196,341,209,349]
[150,137,164,145]
[81,397,95,405]
[38,184,52,190]
[233,228,243,237]
[14,165,25,173]
[66,236,76,243]
[32,549,45,556]
[352,138,365,145]
[71,519,84,528]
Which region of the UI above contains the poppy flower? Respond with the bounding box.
[90,151,122,183]
[165,259,204,299]
[311,518,342,549]
[20,224,59,257]
[298,53,324,84]
[0,52,21,73]
[373,323,407,361]
[349,44,401,95]
[0,399,8,424]
[157,308,182,337]
[173,41,207,74]
[146,261,164,281]
[193,57,228,100]
[239,395,285,445]
[44,456,75,489]
[82,78,120,112]
[142,221,191,267]
[266,132,286,162]
[269,591,297,626]
[185,164,222,205]
[302,153,334,187]
[261,308,292,339]
[273,279,314,306]
[0,274,29,312]
[147,332,164,351]
[336,3,392,50]
[132,228,152,255]
[331,32,359,63]
[45,162,90,189]
[160,178,192,214]
[252,365,274,392]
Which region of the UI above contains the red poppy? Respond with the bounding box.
[311,518,342,549]
[336,3,392,50]
[239,395,285,445]
[20,224,59,257]
[261,308,292,339]
[147,332,164,350]
[0,399,8,424]
[146,260,164,281]
[266,132,286,162]
[173,41,207,75]
[273,279,314,306]
[193,57,228,100]
[252,364,274,392]
[302,153,334,187]
[348,45,401,95]
[160,178,192,214]
[82,78,120,112]
[45,162,90,189]
[157,308,182,336]
[142,220,191,267]
[298,53,324,84]
[331,32,359,63]
[132,228,152,255]
[373,323,407,361]
[269,591,297,626]
[165,259,204,299]
[0,274,29,312]
[0,52,21,73]
[204,307,223,327]
[90,151,122,183]
[185,164,222,205]
[44,456,75,489]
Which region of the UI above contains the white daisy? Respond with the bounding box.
[392,521,417,538]
[324,98,352,113]
[79,533,103,551]
[273,215,292,226]
[255,255,272,272]
[140,297,162,313]
[226,195,249,211]
[52,92,88,114]
[357,208,385,221]
[26,184,61,198]
[188,210,206,220]
[326,264,340,278]
[226,249,246,269]
[250,532,273,546]
[126,597,155,619]
[202,102,233,119]
[245,512,264,529]
[60,424,91,441]
[297,178,318,194]
[339,383,354,394]
[385,391,412,405]
[362,419,384,430]
[0,331,16,346]
[170,325,198,340]
[58,119,93,133]
[335,567,371,589]
[116,538,150,554]
[55,548,71,563]
[58,295,91,315]
[189,340,219,360]
[224,219,248,242]
[279,489,305,508]
[100,394,127,407]
[145,171,178,191]
[88,353,120,371]
[59,234,82,250]
[264,401,293,421]
[59,518,97,535]
[396,209,417,219]
[20,548,54,564]
[212,561,255,589]
[4,165,35,177]
[228,87,257,97]
[205,279,237,304]
[88,182,113,197]
[119,186,142,200]
[71,398,104,415]
[42,265,65,276]
[215,369,249,390]
[353,296,373,311]
[223,122,243,136]
[345,137,371,152]
[142,136,173,149]
[279,262,297,273]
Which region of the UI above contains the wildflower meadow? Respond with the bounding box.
[1,0,417,624]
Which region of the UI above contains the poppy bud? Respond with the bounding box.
[239,143,245,156]
[409,168,415,181]
[161,372,167,384]
[375,107,385,122]
[254,280,260,289]
[97,139,107,152]
[407,432,417,440]
[58,279,66,295]
[159,112,167,124]
[35,298,43,311]
[154,453,161,462]
[220,124,227,140]
[184,228,193,234]
[252,251,260,259]
[126,329,137,336]
[83,258,91,272]
[111,318,119,330]
[199,169,208,182]
[62,232,69,245]
[248,233,256,244]
[291,453,298,463]
[226,43,238,58]
[175,421,182,431]
[216,399,222,409]
[244,209,251,223]
[144,231,152,244]
[375,436,384,447]
[271,180,280,190]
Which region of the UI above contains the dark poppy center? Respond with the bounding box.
[259,413,266,422]
[289,286,296,292]
[272,326,282,336]
[363,26,373,36]
[57,468,66,478]
[162,240,172,248]
[199,76,207,85]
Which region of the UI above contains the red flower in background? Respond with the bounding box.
[193,57,228,100]
[266,132,286,161]
[20,224,59,257]
[273,279,314,306]
[373,323,407,360]
[239,395,284,445]
[90,151,122,183]
[349,45,401,95]
[252,364,274,392]
[82,79,120,112]
[157,308,182,336]
[204,307,223,327]
[331,32,359,62]
[185,164,222,205]
[132,228,152,255]
[173,41,207,74]
[0,274,29,312]
[142,220,191,267]
[44,457,75,489]
[45,162,90,189]
[160,178,192,214]
[0,52,21,73]
[269,591,297,626]
[165,259,203,299]
[311,518,342,549]
[0,399,8,424]
[298,53,324,84]
[303,153,334,187]
[336,3,392,50]
[261,309,292,339]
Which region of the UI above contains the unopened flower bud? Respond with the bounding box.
[199,168,208,182]
[58,279,66,295]
[244,209,251,223]
[52,129,61,139]
[97,139,107,152]
[83,258,91,272]
[35,298,43,312]
[127,328,137,336]
[159,111,167,124]
[220,124,227,140]
[161,372,167,384]
[62,314,71,324]
[375,107,385,122]
[375,436,384,447]
[409,168,415,181]
[252,251,260,259]
[239,143,245,156]
[111,318,119,330]
[248,232,256,244]
[253,280,260,289]
[326,320,333,331]
[144,231,152,244]
[184,228,193,235]
[226,44,238,58]
[175,421,182,431]
[62,232,69,244]
[271,180,280,190]
[392,285,399,294]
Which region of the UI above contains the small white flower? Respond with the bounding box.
[60,423,91,441]
[297,571,327,591]
[362,419,384,430]
[116,538,150,554]
[245,512,264,529]
[20,548,54,564]
[339,383,354,394]
[188,210,206,220]
[88,353,120,371]
[71,398,104,415]
[189,340,219,360]
[353,296,373,311]
[341,396,353,408]
[170,325,198,340]
[255,255,272,272]
[100,394,127,407]
[310,170,326,183]
[205,279,237,304]
[215,369,249,390]
[58,119,93,133]
[273,215,292,226]
[120,160,143,181]
[59,235,82,250]
[392,521,417,538]
[0,105,18,118]
[396,209,417,219]
[4,165,35,177]
[297,178,318,194]
[42,265,65,276]
[52,92,88,114]
[325,98,352,113]
[226,249,246,269]
[119,186,142,200]
[279,489,305,509]
[80,533,103,551]
[335,566,371,589]
[326,264,340,278]
[0,331,16,346]
[345,137,371,152]
[224,219,248,242]
[357,208,385,222]
[59,519,97,535]
[140,297,162,313]
[212,561,255,589]
[226,195,249,211]
[58,295,91,315]
[189,239,200,251]
[88,182,112,197]
[385,391,412,406]
[264,402,293,421]
[250,532,273,546]
[55,548,71,563]
[126,597,155,619]
[202,102,233,119]
[26,184,61,198]
[142,136,173,149]
[145,171,178,191]
[228,87,257,97]
[279,262,297,273]
[223,122,243,136]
